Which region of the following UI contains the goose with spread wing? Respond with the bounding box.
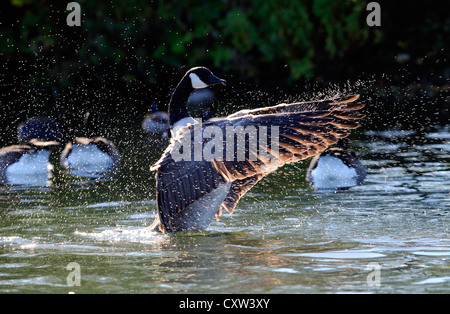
[149,67,365,233]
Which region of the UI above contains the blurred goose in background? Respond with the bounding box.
[149,66,366,233]
[306,138,366,189]
[60,110,120,177]
[142,87,215,139]
[142,104,170,138]
[0,117,62,186]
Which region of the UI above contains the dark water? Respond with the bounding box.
[0,125,449,293]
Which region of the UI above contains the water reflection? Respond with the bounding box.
[0,125,448,293]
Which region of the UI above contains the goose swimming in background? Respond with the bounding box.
[0,117,62,186]
[149,66,366,233]
[306,138,366,189]
[142,89,215,138]
[60,110,120,177]
[142,104,170,138]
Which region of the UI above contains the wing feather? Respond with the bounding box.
[227,94,361,118]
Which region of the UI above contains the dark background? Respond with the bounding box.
[0,0,448,147]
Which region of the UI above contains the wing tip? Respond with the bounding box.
[331,94,360,104]
[150,164,159,171]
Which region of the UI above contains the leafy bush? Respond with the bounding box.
[1,0,372,82]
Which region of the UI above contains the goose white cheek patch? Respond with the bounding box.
[189,73,208,89]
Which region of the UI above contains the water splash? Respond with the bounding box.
[74,227,163,244]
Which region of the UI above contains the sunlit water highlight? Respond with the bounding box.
[0,126,448,293]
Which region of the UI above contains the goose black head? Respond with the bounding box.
[187,67,226,89]
[168,67,226,126]
[17,117,62,143]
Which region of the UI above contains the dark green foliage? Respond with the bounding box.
[1,0,447,83]
[154,0,370,79]
[0,0,448,142]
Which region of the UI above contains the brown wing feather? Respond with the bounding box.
[227,94,361,119]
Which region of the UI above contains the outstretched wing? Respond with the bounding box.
[227,94,362,118]
[151,94,365,231]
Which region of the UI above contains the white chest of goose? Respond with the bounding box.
[306,139,366,189]
[60,111,120,177]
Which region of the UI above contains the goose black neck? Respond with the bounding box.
[85,110,100,138]
[169,75,193,126]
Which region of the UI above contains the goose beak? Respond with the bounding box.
[211,75,227,86]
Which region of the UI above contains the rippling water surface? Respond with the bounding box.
[0,126,449,293]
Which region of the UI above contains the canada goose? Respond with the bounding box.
[306,138,366,189]
[149,67,365,233]
[0,117,61,186]
[142,104,170,137]
[60,110,120,177]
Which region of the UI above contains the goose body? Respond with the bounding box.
[149,67,366,233]
[61,138,117,177]
[142,105,170,137]
[306,140,366,189]
[60,111,120,177]
[0,117,61,186]
[4,147,52,186]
